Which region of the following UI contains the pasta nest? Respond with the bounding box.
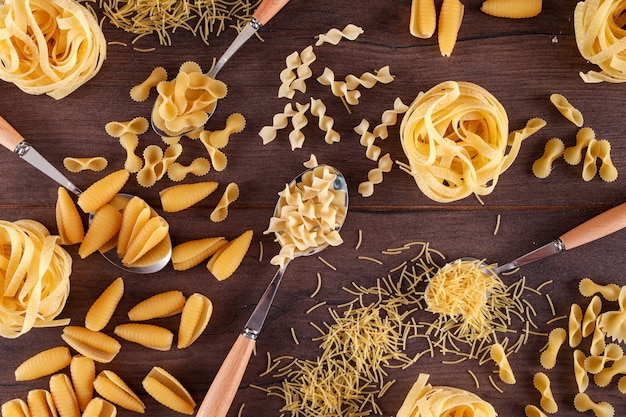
[399,81,521,203]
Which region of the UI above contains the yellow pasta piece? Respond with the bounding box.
[137,144,182,188]
[142,367,195,414]
[574,392,615,417]
[590,325,606,357]
[490,342,516,384]
[288,102,311,150]
[105,117,149,138]
[171,237,227,271]
[61,326,121,363]
[78,204,123,259]
[113,323,173,351]
[550,93,584,127]
[584,343,623,374]
[315,24,364,46]
[317,67,361,106]
[354,119,381,161]
[563,127,594,165]
[373,97,409,139]
[533,372,557,414]
[56,187,85,245]
[206,113,246,148]
[210,183,239,222]
[49,373,80,417]
[410,0,436,38]
[167,157,211,182]
[121,216,169,266]
[594,356,626,387]
[291,46,316,94]
[130,67,168,101]
[278,51,300,99]
[358,153,393,198]
[310,98,340,144]
[77,170,130,214]
[81,398,117,417]
[116,196,151,257]
[207,230,253,281]
[93,370,145,413]
[344,66,395,91]
[579,278,620,301]
[540,327,566,370]
[525,405,548,417]
[582,296,602,337]
[619,375,626,394]
[569,303,584,347]
[63,157,108,173]
[1,399,29,417]
[573,349,589,393]
[70,355,96,411]
[177,293,213,349]
[594,139,618,182]
[118,133,143,173]
[438,0,464,57]
[159,181,219,212]
[598,287,626,342]
[199,133,228,171]
[259,103,297,145]
[14,346,71,381]
[481,0,542,19]
[85,277,124,332]
[128,290,186,321]
[27,389,56,417]
[532,138,565,179]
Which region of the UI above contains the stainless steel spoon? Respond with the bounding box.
[194,165,348,417]
[150,0,291,137]
[0,115,171,274]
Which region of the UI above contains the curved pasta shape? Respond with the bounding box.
[590,325,606,357]
[63,157,108,173]
[373,97,409,139]
[118,133,143,173]
[137,143,183,187]
[532,138,564,179]
[142,367,195,414]
[563,127,594,165]
[56,187,85,245]
[206,113,247,149]
[582,139,602,181]
[78,204,123,259]
[569,303,583,348]
[289,102,310,150]
[93,370,145,413]
[105,117,149,138]
[77,170,130,214]
[14,346,72,381]
[310,98,340,144]
[167,157,211,182]
[70,355,96,411]
[584,343,623,374]
[178,293,213,349]
[198,133,228,172]
[539,327,566,370]
[121,217,169,266]
[593,139,618,182]
[410,0,436,39]
[358,153,393,198]
[27,389,56,417]
[171,237,227,271]
[345,66,395,91]
[259,103,297,145]
[490,342,515,384]
[85,277,124,332]
[130,66,168,102]
[579,278,620,301]
[207,230,253,281]
[524,405,548,417]
[317,67,361,105]
[481,0,542,19]
[574,392,614,417]
[128,290,186,321]
[61,326,121,363]
[550,93,584,127]
[81,398,117,417]
[1,399,30,417]
[619,375,626,394]
[594,356,626,387]
[598,286,626,343]
[582,296,602,338]
[49,373,81,417]
[117,196,151,257]
[210,183,239,222]
[292,45,316,94]
[438,0,464,57]
[573,349,589,393]
[114,323,173,351]
[315,24,363,46]
[278,51,300,99]
[354,119,381,161]
[160,181,219,213]
[533,372,557,414]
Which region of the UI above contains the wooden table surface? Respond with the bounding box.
[2,0,626,416]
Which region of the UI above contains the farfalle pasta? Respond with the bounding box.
[85,277,124,332]
[564,127,594,165]
[63,157,108,173]
[159,181,219,212]
[315,24,363,46]
[137,143,183,187]
[532,138,564,179]
[539,327,566,370]
[490,342,516,384]
[206,113,246,148]
[210,182,239,222]
[594,356,626,387]
[167,158,211,182]
[579,278,620,301]
[14,346,71,381]
[573,349,589,392]
[104,117,149,137]
[533,372,557,414]
[598,286,626,342]
[550,93,584,127]
[142,367,195,414]
[481,0,542,19]
[584,343,623,374]
[177,293,213,349]
[130,67,167,102]
[574,392,615,417]
[118,133,143,173]
[199,132,228,171]
[582,296,602,337]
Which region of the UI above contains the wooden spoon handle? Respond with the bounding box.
[253,0,290,25]
[0,115,26,151]
[195,333,255,417]
[560,202,626,250]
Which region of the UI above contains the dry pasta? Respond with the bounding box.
[525,405,548,417]
[598,287,626,343]
[563,127,594,165]
[78,204,123,259]
[344,66,395,91]
[199,133,228,172]
[77,170,130,214]
[278,51,300,99]
[317,67,361,106]
[137,143,183,187]
[579,278,620,301]
[532,138,564,179]
[438,0,464,57]
[315,24,364,46]
[205,113,246,149]
[574,392,615,417]
[289,102,311,150]
[358,153,393,198]
[85,277,124,332]
[291,45,316,94]
[27,389,56,417]
[171,237,227,271]
[539,327,566,370]
[56,187,85,245]
[104,117,149,138]
[113,323,174,351]
[49,373,80,417]
[70,355,96,411]
[118,133,143,173]
[127,290,186,321]
[61,326,121,363]
[310,98,340,144]
[573,349,589,393]
[569,303,583,347]
[1,399,30,417]
[63,157,108,173]
[0,0,106,99]
[490,342,516,384]
[210,183,239,222]
[481,0,542,19]
[207,230,253,280]
[533,372,557,414]
[582,296,602,337]
[167,158,211,182]
[93,370,145,413]
[355,119,381,161]
[81,398,117,417]
[142,367,195,414]
[410,0,436,38]
[177,293,213,349]
[373,97,409,139]
[584,343,623,374]
[130,67,168,102]
[590,325,606,357]
[160,181,219,212]
[550,93,584,127]
[14,346,71,381]
[121,216,169,266]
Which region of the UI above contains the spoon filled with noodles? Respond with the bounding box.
[0,115,172,274]
[150,0,290,138]
[194,164,348,417]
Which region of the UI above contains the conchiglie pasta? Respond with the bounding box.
[56,187,85,245]
[114,323,174,351]
[14,346,72,381]
[93,370,145,413]
[127,290,186,321]
[178,293,213,349]
[206,230,253,281]
[61,326,121,364]
[159,182,219,212]
[49,373,80,417]
[438,0,464,57]
[171,237,227,271]
[481,0,542,19]
[85,277,124,331]
[1,399,30,417]
[70,355,96,411]
[77,170,130,214]
[142,367,195,414]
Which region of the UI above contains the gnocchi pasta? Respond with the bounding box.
[14,346,72,381]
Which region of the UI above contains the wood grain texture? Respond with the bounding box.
[1,1,626,416]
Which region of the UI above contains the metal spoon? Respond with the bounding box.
[0,115,171,274]
[150,0,291,138]
[194,165,348,417]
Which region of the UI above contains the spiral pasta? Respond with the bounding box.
[310,98,340,144]
[315,24,363,46]
[358,153,393,198]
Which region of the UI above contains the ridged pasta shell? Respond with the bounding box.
[159,181,219,213]
[114,323,173,351]
[206,230,253,281]
[85,277,124,331]
[481,0,542,19]
[142,367,195,414]
[126,234,171,268]
[409,0,436,39]
[127,290,185,321]
[1,399,29,417]
[49,373,81,417]
[117,196,151,257]
[171,237,227,271]
[77,170,130,213]
[61,326,121,363]
[70,355,96,411]
[14,346,72,381]
[56,187,85,245]
[121,216,169,266]
[93,370,145,413]
[178,293,213,349]
[78,204,123,259]
[27,389,56,417]
[82,398,117,417]
[438,0,464,57]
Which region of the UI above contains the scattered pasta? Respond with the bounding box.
[205,113,246,148]
[550,93,584,127]
[315,24,364,46]
[278,51,301,99]
[582,296,602,337]
[409,0,436,38]
[574,392,615,417]
[569,303,583,347]
[490,342,516,384]
[259,104,298,145]
[118,133,144,173]
[93,370,145,413]
[142,367,195,414]
[61,326,121,363]
[207,230,253,280]
[481,0,542,19]
[539,327,566,369]
[210,183,240,222]
[130,67,168,102]
[358,153,393,197]
[288,102,310,150]
[177,293,213,349]
[105,117,149,137]
[373,97,409,139]
[85,277,124,332]
[438,0,464,57]
[167,158,211,182]
[49,373,81,417]
[171,237,227,271]
[573,349,589,393]
[598,287,626,343]
[127,290,186,321]
[563,127,594,165]
[63,157,108,173]
[77,169,130,214]
[159,181,219,212]
[354,119,381,161]
[584,343,623,374]
[81,398,117,417]
[56,187,85,245]
[14,346,71,381]
[70,355,96,411]
[137,144,183,187]
[310,98,340,144]
[114,323,174,351]
[533,372,557,414]
[579,278,620,301]
[525,404,548,417]
[532,138,564,179]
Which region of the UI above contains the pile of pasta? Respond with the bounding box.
[2,279,215,415]
[575,0,626,83]
[0,219,72,338]
[397,373,497,417]
[399,80,543,203]
[264,164,347,269]
[0,0,107,99]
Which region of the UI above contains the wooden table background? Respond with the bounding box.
[2,0,626,416]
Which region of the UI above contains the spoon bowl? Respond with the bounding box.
[194,164,348,417]
[0,116,172,274]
